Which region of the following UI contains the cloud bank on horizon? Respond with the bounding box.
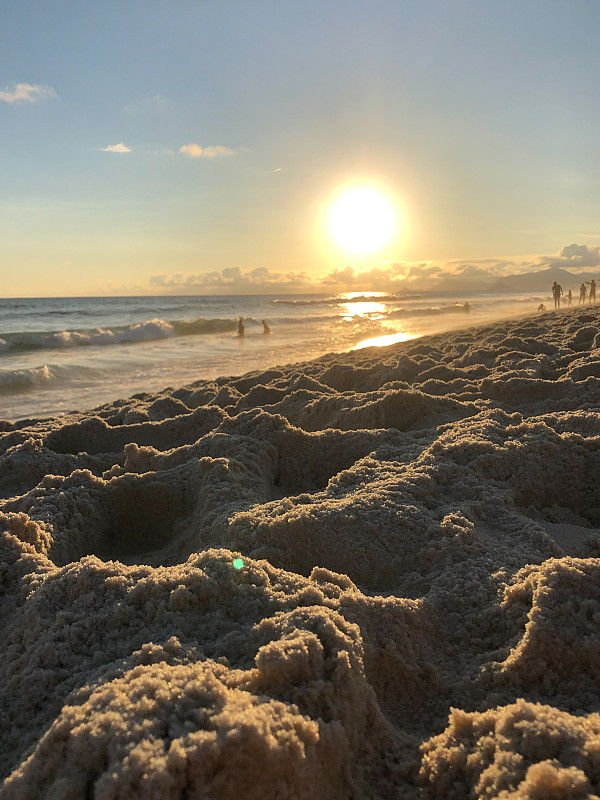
[149,244,600,295]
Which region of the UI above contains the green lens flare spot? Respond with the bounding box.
[232,558,244,571]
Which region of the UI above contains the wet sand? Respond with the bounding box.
[2,306,600,798]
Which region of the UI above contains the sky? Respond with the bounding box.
[3,0,600,297]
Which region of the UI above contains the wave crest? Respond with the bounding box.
[0,317,238,356]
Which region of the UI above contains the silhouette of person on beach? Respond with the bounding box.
[262,319,271,334]
[580,283,587,305]
[587,280,596,304]
[463,302,471,313]
[552,281,563,309]
[538,303,546,312]
[566,289,573,306]
[237,318,245,337]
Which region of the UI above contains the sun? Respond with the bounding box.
[329,187,397,253]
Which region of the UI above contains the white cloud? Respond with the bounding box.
[0,83,57,104]
[551,243,600,267]
[179,143,234,159]
[101,143,132,153]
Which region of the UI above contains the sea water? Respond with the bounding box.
[0,291,550,421]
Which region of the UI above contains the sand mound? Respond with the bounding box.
[3,306,600,797]
[420,699,600,798]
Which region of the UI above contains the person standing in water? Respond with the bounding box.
[580,283,587,305]
[262,319,271,334]
[237,318,245,337]
[552,281,563,309]
[566,289,573,306]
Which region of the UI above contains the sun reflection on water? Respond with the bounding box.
[352,331,418,350]
[342,301,385,319]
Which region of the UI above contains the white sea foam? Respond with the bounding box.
[0,364,53,392]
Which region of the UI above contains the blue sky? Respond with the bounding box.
[3,0,600,296]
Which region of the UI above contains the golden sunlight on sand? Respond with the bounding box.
[5,307,600,797]
[352,330,417,349]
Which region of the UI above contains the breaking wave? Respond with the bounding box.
[0,363,98,395]
[0,317,238,356]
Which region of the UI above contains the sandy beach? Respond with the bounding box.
[2,304,600,798]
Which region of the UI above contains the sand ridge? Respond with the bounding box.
[2,306,600,797]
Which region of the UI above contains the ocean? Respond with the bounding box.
[0,290,552,422]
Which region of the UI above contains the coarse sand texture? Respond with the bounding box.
[3,306,600,798]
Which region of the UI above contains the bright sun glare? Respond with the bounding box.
[329,187,396,253]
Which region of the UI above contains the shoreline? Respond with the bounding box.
[0,290,558,424]
[2,304,600,797]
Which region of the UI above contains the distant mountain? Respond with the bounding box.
[490,266,599,294]
[381,263,600,296]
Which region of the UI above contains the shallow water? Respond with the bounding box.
[0,290,550,420]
